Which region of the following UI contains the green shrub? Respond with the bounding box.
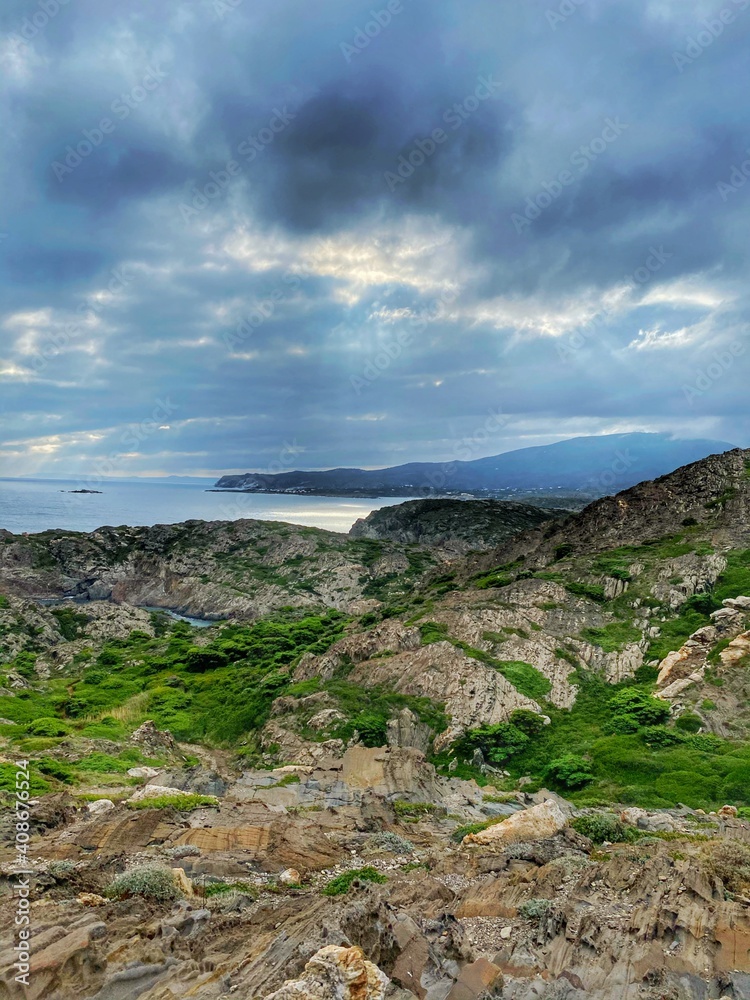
[36,758,75,782]
[605,689,670,734]
[26,717,69,737]
[571,814,628,844]
[393,801,435,817]
[452,817,503,842]
[419,622,449,644]
[48,860,76,879]
[51,607,89,641]
[453,722,529,764]
[106,865,182,901]
[653,771,716,809]
[508,709,546,738]
[545,754,594,789]
[0,763,50,795]
[675,712,702,733]
[322,867,387,896]
[640,726,684,749]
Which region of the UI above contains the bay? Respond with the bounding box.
[0,478,410,535]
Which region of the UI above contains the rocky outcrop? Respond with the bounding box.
[474,447,750,572]
[347,642,541,748]
[296,619,422,682]
[463,799,568,846]
[0,518,436,619]
[263,945,389,1000]
[350,498,559,557]
[657,599,750,698]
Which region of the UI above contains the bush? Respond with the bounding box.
[453,722,529,765]
[26,717,69,737]
[508,709,546,738]
[36,758,75,782]
[322,867,387,896]
[545,754,594,790]
[605,689,670,734]
[571,814,628,844]
[675,712,702,733]
[654,771,716,809]
[48,860,76,879]
[106,865,182,901]
[368,832,414,854]
[518,898,554,919]
[700,841,750,895]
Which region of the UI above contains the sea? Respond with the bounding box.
[0,478,411,536]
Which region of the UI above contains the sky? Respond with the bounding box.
[0,0,748,480]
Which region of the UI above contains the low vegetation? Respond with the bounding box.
[322,867,388,896]
[106,866,182,902]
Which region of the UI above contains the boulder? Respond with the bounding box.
[463,799,567,846]
[446,958,503,999]
[87,798,115,815]
[130,719,177,753]
[127,766,161,778]
[723,596,750,610]
[263,945,389,1000]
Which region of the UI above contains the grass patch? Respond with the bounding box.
[126,793,219,811]
[322,867,387,896]
[580,623,642,653]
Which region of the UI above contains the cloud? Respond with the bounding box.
[0,0,748,478]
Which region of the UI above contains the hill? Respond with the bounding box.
[1,450,750,998]
[214,432,735,496]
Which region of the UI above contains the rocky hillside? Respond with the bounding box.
[349,498,561,556]
[1,450,750,998]
[0,518,440,620]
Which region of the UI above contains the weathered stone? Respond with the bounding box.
[263,945,389,1000]
[87,798,115,814]
[445,958,503,1000]
[464,799,567,846]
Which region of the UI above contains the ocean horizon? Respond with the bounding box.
[0,477,410,536]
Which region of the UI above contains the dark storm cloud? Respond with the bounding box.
[0,0,748,477]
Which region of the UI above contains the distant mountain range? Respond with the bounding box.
[214,432,736,497]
